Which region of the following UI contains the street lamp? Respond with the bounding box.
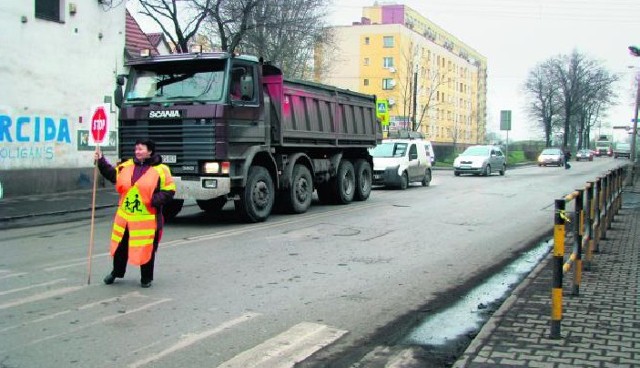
[628,45,640,182]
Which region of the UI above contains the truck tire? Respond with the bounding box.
[354,159,372,201]
[235,166,274,222]
[399,171,409,190]
[283,164,313,213]
[162,199,184,221]
[196,197,227,213]
[335,160,356,204]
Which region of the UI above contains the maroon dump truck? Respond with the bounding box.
[114,51,381,222]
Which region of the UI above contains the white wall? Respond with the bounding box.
[0,1,126,172]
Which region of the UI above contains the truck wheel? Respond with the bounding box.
[162,199,184,221]
[335,160,356,204]
[235,166,274,222]
[196,197,227,213]
[284,164,313,213]
[354,159,372,201]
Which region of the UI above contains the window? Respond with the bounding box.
[363,79,369,86]
[383,57,394,68]
[364,57,370,66]
[382,78,395,90]
[383,36,394,48]
[35,0,63,22]
[364,37,370,45]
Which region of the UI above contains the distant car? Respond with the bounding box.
[613,143,631,159]
[370,139,432,189]
[575,149,594,161]
[538,148,565,166]
[453,145,506,176]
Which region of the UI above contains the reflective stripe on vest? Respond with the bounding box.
[110,160,165,266]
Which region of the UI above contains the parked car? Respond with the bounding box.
[453,145,506,176]
[370,139,432,189]
[537,148,565,166]
[575,149,594,161]
[613,143,631,159]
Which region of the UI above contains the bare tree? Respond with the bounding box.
[524,50,618,150]
[137,0,212,53]
[525,60,559,147]
[239,0,332,79]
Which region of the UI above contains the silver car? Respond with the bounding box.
[453,145,507,176]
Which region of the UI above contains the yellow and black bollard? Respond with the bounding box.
[551,199,566,339]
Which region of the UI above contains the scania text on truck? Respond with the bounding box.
[113,51,382,222]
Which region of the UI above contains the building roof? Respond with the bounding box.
[125,9,159,58]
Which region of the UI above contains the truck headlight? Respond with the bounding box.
[204,162,219,174]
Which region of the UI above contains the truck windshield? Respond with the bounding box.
[125,68,225,104]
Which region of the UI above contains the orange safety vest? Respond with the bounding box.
[110,159,175,265]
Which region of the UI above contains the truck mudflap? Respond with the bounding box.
[172,176,231,200]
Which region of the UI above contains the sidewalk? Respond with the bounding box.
[453,183,640,367]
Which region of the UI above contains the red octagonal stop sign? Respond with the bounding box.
[90,106,108,144]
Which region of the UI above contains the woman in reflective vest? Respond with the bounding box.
[95,139,176,288]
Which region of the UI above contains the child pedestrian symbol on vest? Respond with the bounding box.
[125,194,142,213]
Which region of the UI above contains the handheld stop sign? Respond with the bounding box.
[90,104,109,144]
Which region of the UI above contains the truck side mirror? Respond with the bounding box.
[114,75,126,108]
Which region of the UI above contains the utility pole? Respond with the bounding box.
[412,69,418,131]
[629,45,640,183]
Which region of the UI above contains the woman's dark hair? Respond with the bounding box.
[135,138,156,154]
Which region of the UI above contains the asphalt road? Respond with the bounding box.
[0,158,625,367]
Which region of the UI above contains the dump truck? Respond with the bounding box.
[113,51,382,222]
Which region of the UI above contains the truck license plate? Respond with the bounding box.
[161,154,177,163]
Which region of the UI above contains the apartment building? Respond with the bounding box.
[316,3,487,145]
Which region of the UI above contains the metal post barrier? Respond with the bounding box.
[572,189,584,296]
[596,177,603,246]
[584,182,595,271]
[551,199,566,339]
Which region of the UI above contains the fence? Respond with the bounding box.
[549,166,626,339]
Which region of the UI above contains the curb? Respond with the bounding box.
[452,250,553,367]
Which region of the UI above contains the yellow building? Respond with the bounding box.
[316,3,487,145]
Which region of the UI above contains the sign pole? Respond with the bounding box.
[87,145,99,285]
[86,104,109,285]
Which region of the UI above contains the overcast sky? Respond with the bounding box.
[327,0,640,140]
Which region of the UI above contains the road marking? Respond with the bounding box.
[0,278,66,296]
[218,322,348,368]
[0,272,28,280]
[0,297,173,354]
[128,312,261,368]
[0,285,83,310]
[0,291,142,333]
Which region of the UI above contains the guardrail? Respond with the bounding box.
[550,166,626,339]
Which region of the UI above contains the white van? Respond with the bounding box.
[369,139,432,189]
[423,140,435,165]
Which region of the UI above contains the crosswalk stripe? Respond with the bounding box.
[218,322,348,368]
[128,312,261,368]
[0,286,83,310]
[0,278,66,296]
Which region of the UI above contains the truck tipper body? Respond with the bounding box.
[114,51,382,222]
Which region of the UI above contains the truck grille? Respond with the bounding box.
[118,119,215,165]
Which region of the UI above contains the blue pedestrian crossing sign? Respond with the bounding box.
[376,99,389,126]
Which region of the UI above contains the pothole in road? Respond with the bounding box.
[402,240,552,347]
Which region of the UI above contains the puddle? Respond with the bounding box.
[403,240,552,346]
